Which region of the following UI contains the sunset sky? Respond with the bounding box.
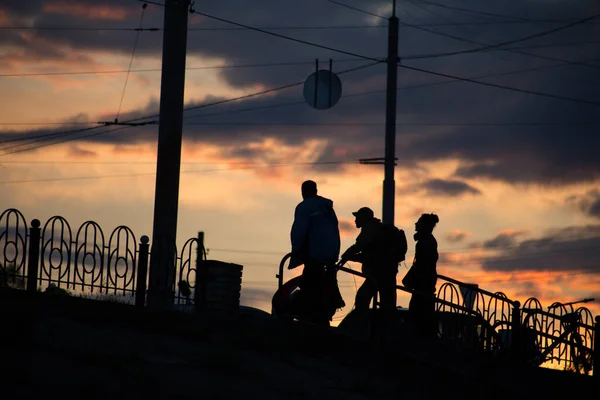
[1,0,599,320]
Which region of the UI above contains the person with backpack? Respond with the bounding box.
[289,180,343,325]
[339,207,407,315]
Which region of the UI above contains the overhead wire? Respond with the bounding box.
[401,0,596,23]
[398,63,600,106]
[137,0,384,63]
[2,19,597,32]
[328,0,600,68]
[4,1,599,155]
[0,58,367,78]
[4,52,595,150]
[115,3,148,122]
[183,54,600,122]
[0,59,379,154]
[0,160,359,184]
[3,38,598,79]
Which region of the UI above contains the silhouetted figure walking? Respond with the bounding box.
[340,207,398,315]
[289,180,342,325]
[406,213,439,339]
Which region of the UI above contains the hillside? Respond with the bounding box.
[1,288,595,399]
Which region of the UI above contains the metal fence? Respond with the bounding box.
[277,253,598,376]
[436,275,597,374]
[0,208,204,307]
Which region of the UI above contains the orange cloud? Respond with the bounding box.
[43,1,135,21]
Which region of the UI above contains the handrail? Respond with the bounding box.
[437,274,518,307]
[522,307,595,331]
[276,254,485,321]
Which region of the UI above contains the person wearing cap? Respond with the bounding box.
[340,207,398,315]
[289,180,342,325]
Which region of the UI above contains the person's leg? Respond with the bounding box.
[409,292,437,339]
[354,278,377,314]
[300,259,326,323]
[375,273,397,343]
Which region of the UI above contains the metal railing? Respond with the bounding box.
[0,208,205,307]
[275,252,599,375]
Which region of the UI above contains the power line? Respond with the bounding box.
[171,61,379,117]
[0,160,359,184]
[115,3,148,122]
[0,61,378,155]
[0,126,102,149]
[3,44,598,151]
[324,0,600,69]
[400,13,600,63]
[398,63,600,107]
[3,38,598,79]
[325,0,387,20]
[183,55,600,121]
[182,121,599,127]
[0,121,156,150]
[0,126,131,157]
[3,19,595,32]
[400,1,600,88]
[401,0,594,23]
[139,0,384,63]
[0,58,366,78]
[0,26,160,31]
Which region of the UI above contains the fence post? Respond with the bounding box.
[510,301,522,360]
[26,219,41,293]
[135,235,150,308]
[594,316,599,381]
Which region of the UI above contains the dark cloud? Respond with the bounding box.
[240,287,273,306]
[481,225,600,272]
[566,189,600,219]
[419,178,480,196]
[482,230,528,249]
[445,229,471,243]
[2,1,600,186]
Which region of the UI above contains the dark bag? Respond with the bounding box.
[401,265,418,290]
[381,224,408,263]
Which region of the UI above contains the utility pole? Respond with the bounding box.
[382,0,399,226]
[147,0,191,309]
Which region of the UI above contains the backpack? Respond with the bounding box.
[381,224,408,263]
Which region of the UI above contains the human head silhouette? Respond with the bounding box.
[352,206,374,228]
[415,213,439,234]
[301,180,317,199]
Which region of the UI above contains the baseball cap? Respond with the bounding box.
[352,207,374,219]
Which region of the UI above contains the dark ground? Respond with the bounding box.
[1,288,596,399]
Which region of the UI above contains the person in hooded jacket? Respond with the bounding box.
[289,180,342,325]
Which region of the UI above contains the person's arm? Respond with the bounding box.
[340,228,371,263]
[291,204,310,252]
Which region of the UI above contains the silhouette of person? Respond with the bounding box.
[340,207,398,315]
[289,180,341,325]
[408,213,439,339]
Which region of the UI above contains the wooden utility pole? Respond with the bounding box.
[147,0,191,309]
[382,1,399,226]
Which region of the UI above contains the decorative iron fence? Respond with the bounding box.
[436,274,597,373]
[0,208,205,307]
[276,253,599,376]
